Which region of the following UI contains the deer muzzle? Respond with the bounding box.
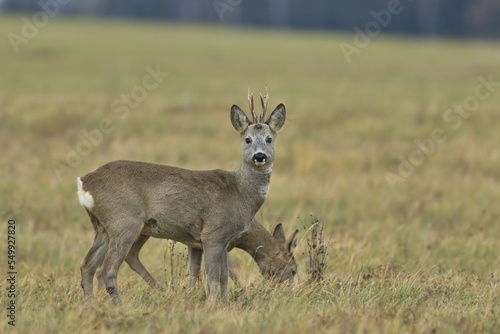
[252,152,268,165]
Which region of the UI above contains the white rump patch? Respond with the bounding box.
[77,177,94,209]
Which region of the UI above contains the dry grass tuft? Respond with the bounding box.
[303,216,329,283]
[163,241,189,290]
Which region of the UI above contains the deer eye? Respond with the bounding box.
[266,137,272,144]
[245,137,252,144]
[291,270,296,276]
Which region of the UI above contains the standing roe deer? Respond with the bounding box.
[77,87,286,306]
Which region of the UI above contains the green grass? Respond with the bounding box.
[1,16,500,333]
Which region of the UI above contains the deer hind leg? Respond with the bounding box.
[100,219,143,305]
[96,234,160,290]
[188,247,203,289]
[96,264,105,290]
[80,210,109,300]
[124,234,162,290]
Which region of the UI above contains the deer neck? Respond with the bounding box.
[235,163,272,208]
[234,222,279,270]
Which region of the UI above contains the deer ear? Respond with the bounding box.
[286,229,299,254]
[266,103,286,132]
[231,105,250,133]
[272,223,286,243]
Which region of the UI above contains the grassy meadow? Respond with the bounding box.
[1,16,500,333]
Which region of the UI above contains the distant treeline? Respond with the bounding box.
[3,0,499,38]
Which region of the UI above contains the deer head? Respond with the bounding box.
[255,223,299,283]
[230,86,286,173]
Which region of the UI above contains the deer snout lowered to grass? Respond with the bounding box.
[77,87,286,307]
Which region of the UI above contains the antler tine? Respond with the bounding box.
[248,87,257,124]
[259,85,269,123]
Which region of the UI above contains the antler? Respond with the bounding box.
[248,87,257,124]
[259,85,269,123]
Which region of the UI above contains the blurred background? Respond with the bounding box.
[2,0,500,38]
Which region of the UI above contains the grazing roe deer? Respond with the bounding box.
[94,219,299,290]
[190,220,299,287]
[77,87,286,306]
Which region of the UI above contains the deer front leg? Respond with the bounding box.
[220,249,229,298]
[188,247,203,289]
[188,247,240,288]
[227,256,241,288]
[203,244,227,308]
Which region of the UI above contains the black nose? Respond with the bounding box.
[253,153,267,163]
